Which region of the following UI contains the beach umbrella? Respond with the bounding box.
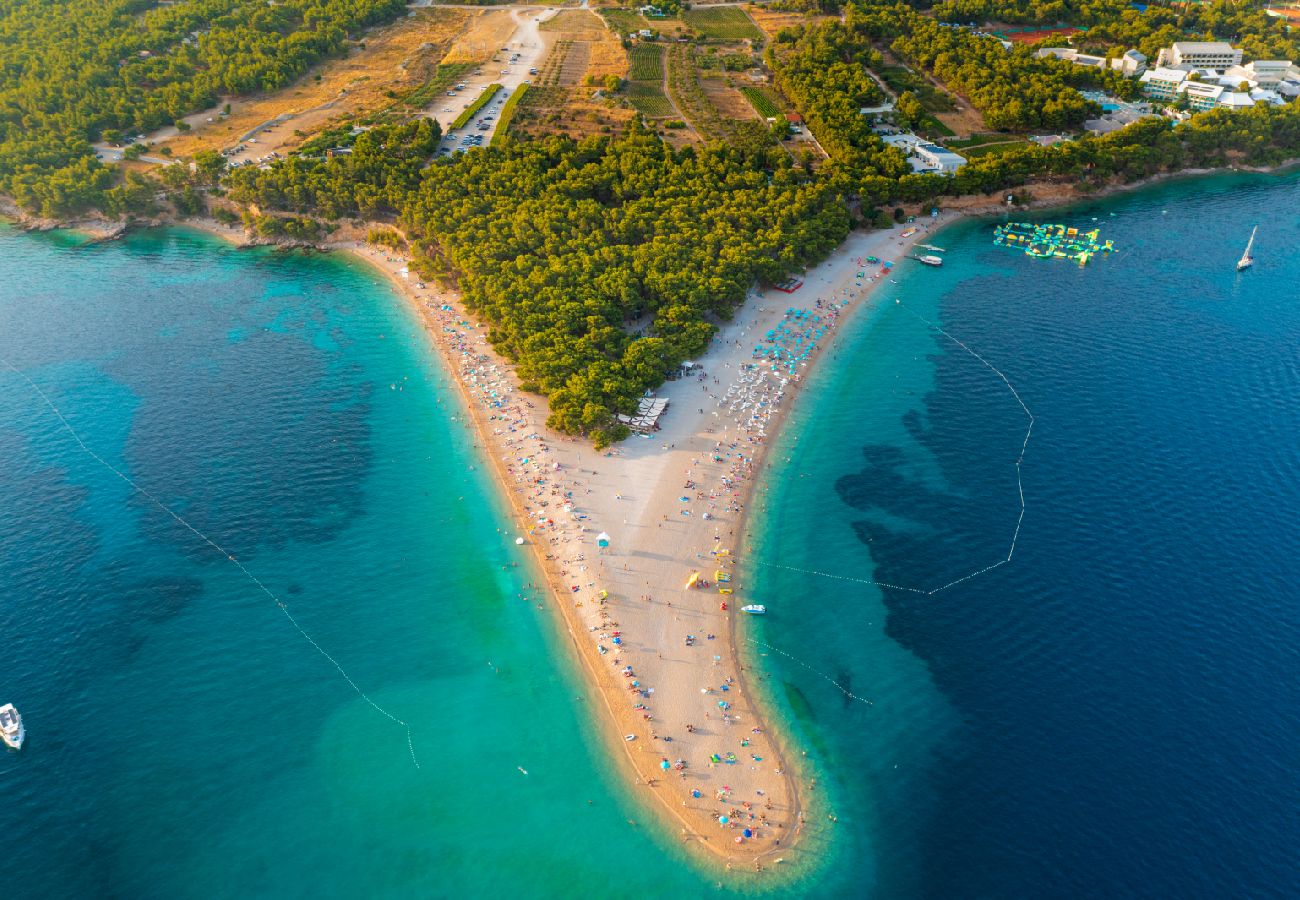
[719,816,730,825]
[660,760,671,770]
[596,532,611,548]
[692,790,702,799]
[743,828,753,838]
[515,537,525,545]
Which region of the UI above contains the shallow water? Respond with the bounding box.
[0,226,794,899]
[748,171,1300,898]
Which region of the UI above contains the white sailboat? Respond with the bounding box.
[1236,226,1257,271]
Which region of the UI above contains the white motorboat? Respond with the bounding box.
[0,704,23,750]
[740,605,766,615]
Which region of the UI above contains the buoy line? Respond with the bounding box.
[746,638,873,707]
[753,296,1035,598]
[2,357,421,770]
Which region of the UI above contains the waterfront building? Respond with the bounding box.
[914,142,966,173]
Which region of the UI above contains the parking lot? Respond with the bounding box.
[428,7,553,154]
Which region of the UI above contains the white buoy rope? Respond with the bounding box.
[746,638,874,707]
[2,357,421,770]
[753,297,1034,598]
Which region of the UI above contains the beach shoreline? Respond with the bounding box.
[125,211,941,871]
[6,159,1294,875]
[316,216,950,872]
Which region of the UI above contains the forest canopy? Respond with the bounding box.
[5,0,1300,441]
[0,0,407,215]
[232,125,850,444]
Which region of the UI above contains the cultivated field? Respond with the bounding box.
[627,82,674,117]
[628,44,665,82]
[599,8,650,35]
[624,45,673,118]
[681,6,763,42]
[700,75,760,122]
[541,8,627,81]
[507,84,635,140]
[739,85,782,118]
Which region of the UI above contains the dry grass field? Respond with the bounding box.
[160,8,472,158]
[507,84,635,141]
[699,75,760,122]
[745,5,826,40]
[541,9,627,82]
[443,9,519,64]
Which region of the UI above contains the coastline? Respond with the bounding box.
[5,160,1294,876]
[317,217,950,873]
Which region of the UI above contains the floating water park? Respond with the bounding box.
[994,222,1114,265]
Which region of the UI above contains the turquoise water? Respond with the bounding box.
[5,170,1299,899]
[749,170,1300,897]
[0,226,794,899]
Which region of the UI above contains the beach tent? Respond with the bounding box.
[596,532,611,548]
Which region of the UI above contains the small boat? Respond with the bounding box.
[1236,225,1256,271]
[0,704,23,750]
[917,244,945,252]
[911,254,943,267]
[740,605,766,615]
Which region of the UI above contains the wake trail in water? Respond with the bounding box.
[2,357,421,770]
[753,297,1035,597]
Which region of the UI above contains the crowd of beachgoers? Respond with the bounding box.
[344,216,944,865]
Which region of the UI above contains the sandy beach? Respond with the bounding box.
[331,215,950,869]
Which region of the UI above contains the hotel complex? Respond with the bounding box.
[1156,41,1244,70]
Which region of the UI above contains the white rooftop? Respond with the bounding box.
[1218,91,1257,108]
[1141,66,1188,83]
[1171,41,1237,54]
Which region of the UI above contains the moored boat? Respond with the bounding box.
[911,254,943,267]
[740,604,766,615]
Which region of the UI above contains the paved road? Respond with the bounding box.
[91,146,171,165]
[427,6,555,154]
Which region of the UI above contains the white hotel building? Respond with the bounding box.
[1156,42,1244,71]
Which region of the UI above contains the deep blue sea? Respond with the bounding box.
[2,170,1298,899]
[750,170,1300,898]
